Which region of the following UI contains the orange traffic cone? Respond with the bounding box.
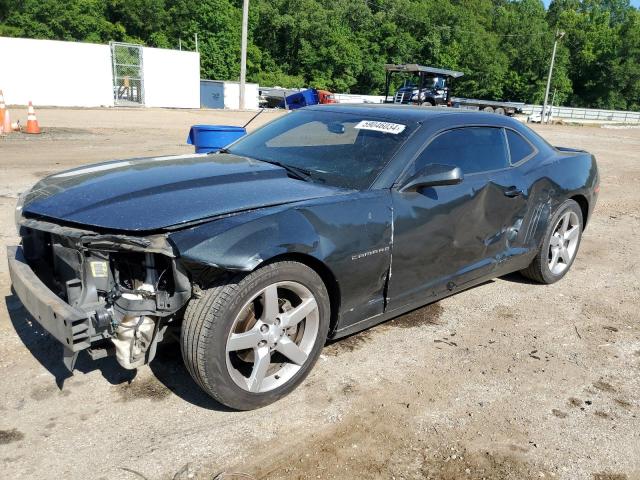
[25,101,41,134]
[2,107,12,134]
[0,90,6,131]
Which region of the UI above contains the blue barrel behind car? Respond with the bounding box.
[186,125,247,153]
[279,88,319,110]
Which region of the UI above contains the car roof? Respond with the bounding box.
[303,103,519,127]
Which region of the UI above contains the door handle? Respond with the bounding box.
[504,187,523,198]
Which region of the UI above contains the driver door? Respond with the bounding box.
[387,126,522,310]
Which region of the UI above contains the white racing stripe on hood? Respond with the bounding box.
[50,153,209,179]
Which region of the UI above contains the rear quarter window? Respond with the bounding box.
[506,129,535,164]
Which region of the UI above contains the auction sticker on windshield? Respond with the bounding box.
[355,120,406,134]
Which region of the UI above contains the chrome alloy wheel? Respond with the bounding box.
[225,281,320,393]
[548,210,580,275]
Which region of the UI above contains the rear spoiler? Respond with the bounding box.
[554,146,588,154]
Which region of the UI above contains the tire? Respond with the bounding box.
[521,199,583,284]
[495,107,506,115]
[483,106,494,113]
[181,261,330,410]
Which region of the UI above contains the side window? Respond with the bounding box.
[506,129,535,164]
[413,127,509,175]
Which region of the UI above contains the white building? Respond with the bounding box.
[0,36,200,108]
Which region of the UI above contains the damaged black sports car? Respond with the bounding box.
[8,105,599,410]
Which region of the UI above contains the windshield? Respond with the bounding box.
[227,110,415,189]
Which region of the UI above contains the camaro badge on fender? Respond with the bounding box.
[352,246,390,261]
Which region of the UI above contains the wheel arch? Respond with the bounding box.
[570,194,589,228]
[257,252,341,336]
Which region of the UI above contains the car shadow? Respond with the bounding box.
[5,292,137,389]
[149,342,236,412]
[499,272,539,285]
[5,291,233,411]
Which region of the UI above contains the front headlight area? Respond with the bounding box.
[89,250,192,369]
[80,251,191,369]
[19,224,192,370]
[108,251,173,369]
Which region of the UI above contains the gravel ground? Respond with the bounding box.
[0,108,638,480]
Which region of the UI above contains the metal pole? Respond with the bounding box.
[239,0,249,110]
[383,72,391,103]
[542,30,564,124]
[179,38,182,51]
[195,32,199,53]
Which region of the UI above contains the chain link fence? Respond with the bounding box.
[110,42,144,106]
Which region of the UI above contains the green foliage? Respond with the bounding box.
[550,0,640,109]
[0,0,638,109]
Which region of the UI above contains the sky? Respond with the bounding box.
[542,0,640,6]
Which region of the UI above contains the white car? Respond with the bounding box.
[528,107,553,123]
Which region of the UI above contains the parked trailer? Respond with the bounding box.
[451,97,525,116]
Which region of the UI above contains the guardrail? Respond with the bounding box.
[331,94,640,124]
[522,104,640,123]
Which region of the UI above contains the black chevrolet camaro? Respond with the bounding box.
[8,105,599,409]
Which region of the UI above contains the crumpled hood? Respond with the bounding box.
[22,153,341,232]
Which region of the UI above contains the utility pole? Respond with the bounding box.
[542,30,564,124]
[239,0,249,110]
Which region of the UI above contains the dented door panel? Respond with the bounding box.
[388,168,526,308]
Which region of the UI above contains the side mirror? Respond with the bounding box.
[399,164,463,192]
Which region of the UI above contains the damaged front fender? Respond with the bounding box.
[169,205,320,272]
[169,192,394,329]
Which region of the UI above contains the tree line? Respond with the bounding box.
[1,0,639,110]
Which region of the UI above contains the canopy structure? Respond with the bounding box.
[384,64,465,79]
[383,64,464,104]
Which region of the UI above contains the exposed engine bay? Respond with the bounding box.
[19,219,191,370]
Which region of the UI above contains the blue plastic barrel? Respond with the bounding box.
[186,125,247,153]
[279,88,320,110]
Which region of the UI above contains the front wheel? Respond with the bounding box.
[521,199,583,284]
[181,261,330,410]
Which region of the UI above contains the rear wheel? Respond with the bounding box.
[181,261,330,410]
[521,199,583,284]
[483,106,494,113]
[495,107,506,115]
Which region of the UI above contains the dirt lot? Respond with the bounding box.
[0,108,639,480]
